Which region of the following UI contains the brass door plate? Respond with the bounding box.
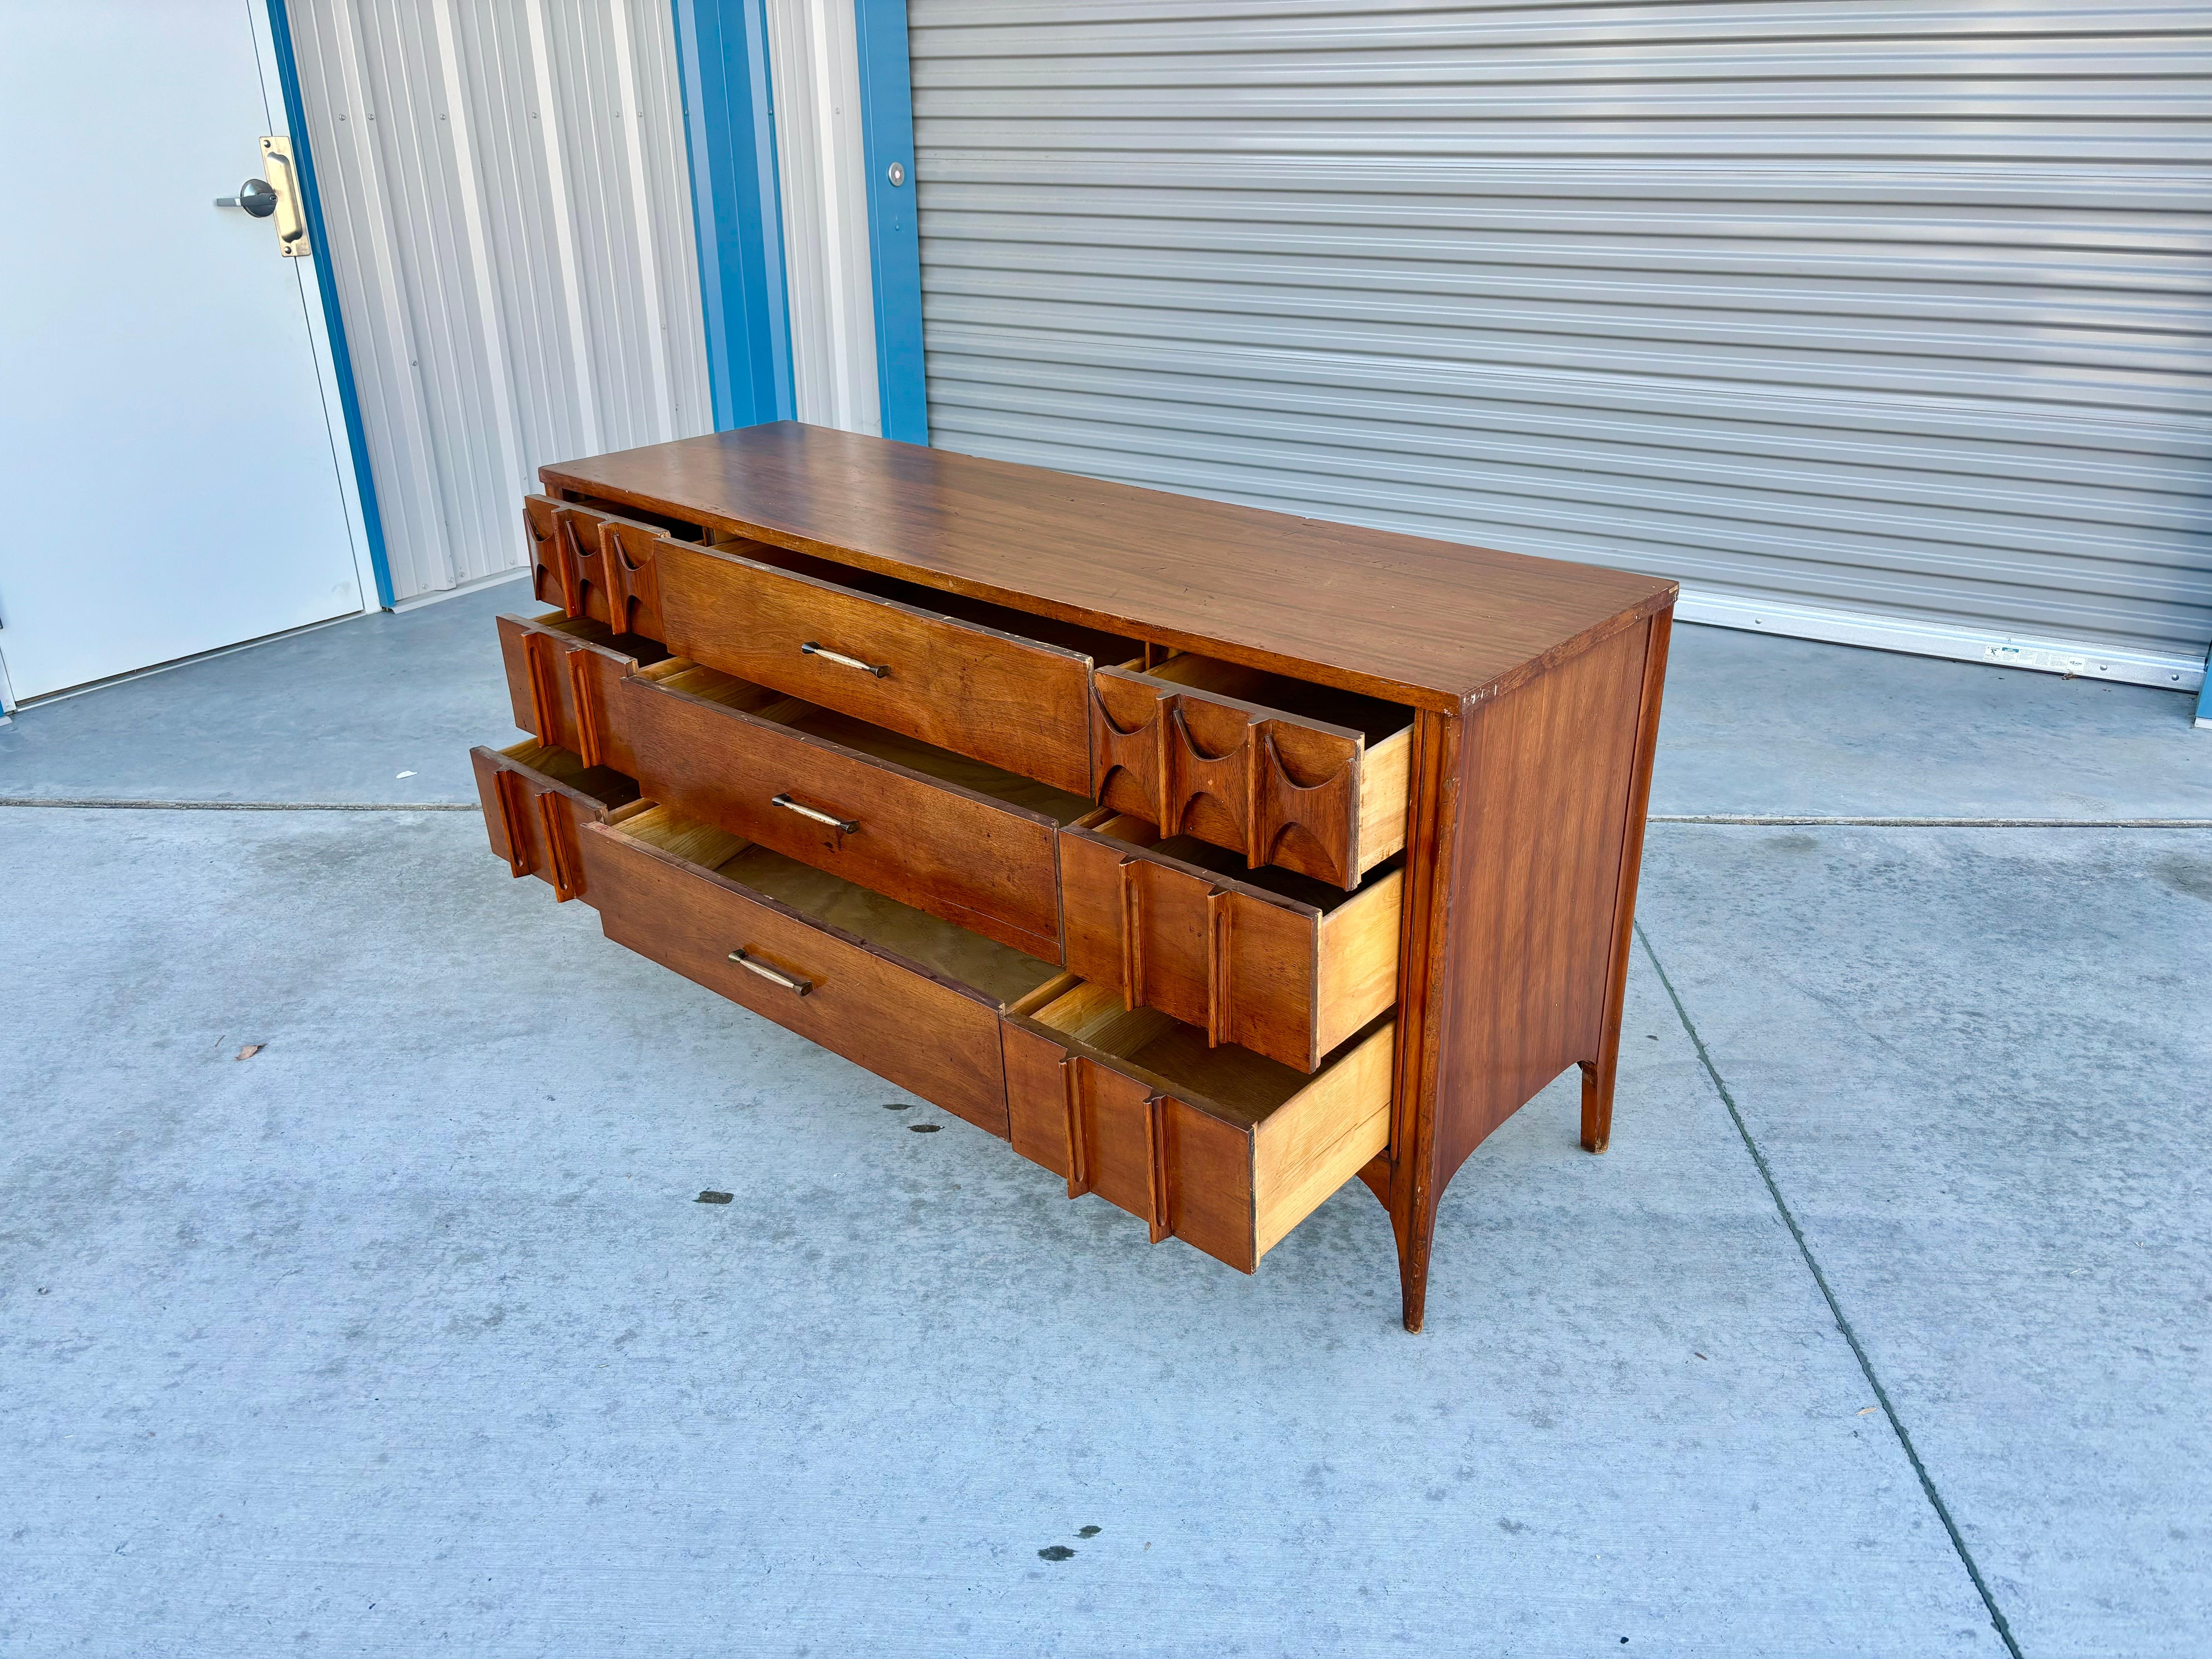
[259,134,311,258]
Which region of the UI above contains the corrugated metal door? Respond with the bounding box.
[289,0,713,603]
[908,2,2212,689]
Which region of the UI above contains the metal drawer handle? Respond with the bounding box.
[772,792,859,834]
[800,641,889,678]
[727,948,812,996]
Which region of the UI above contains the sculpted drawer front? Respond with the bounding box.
[566,814,1022,1141]
[1001,982,1395,1272]
[497,612,672,775]
[1092,654,1415,889]
[523,494,684,641]
[471,740,642,904]
[651,538,1118,798]
[613,663,1084,963]
[1059,812,1402,1073]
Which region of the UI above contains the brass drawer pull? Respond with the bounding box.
[727,948,812,996]
[772,792,859,834]
[800,641,889,678]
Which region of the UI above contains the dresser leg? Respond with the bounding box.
[1579,1057,1615,1154]
[1359,1156,1436,1333]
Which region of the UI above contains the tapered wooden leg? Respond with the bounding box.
[1578,1058,1613,1154]
[1359,1156,1437,1333]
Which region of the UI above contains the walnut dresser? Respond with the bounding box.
[471,422,1675,1331]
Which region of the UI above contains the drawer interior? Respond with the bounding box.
[525,610,673,668]
[706,532,1146,666]
[1077,809,1396,914]
[610,804,1066,1007]
[496,739,645,814]
[1013,978,1358,1132]
[634,658,1095,822]
[1147,652,1413,749]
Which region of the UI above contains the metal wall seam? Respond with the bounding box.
[288,0,712,603]
[907,0,2212,690]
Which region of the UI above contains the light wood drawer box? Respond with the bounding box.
[471,740,641,904]
[1058,809,1402,1073]
[577,807,1070,1137]
[612,659,1092,963]
[651,538,1142,799]
[1001,981,1395,1273]
[1091,653,1415,889]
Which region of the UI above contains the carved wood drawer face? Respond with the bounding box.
[612,660,1089,965]
[523,494,686,641]
[471,740,642,905]
[1001,981,1395,1272]
[650,538,1135,799]
[578,807,1072,1138]
[1058,811,1403,1074]
[496,612,673,776]
[1091,654,1415,889]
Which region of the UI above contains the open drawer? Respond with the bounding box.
[577,806,1068,1136]
[1060,810,1402,1073]
[497,611,670,775]
[1090,653,1414,889]
[471,740,643,903]
[613,658,1094,964]
[524,493,699,639]
[1001,981,1395,1273]
[647,536,1143,799]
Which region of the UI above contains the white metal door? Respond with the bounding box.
[0,0,365,704]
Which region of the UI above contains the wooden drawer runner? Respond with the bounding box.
[1002,981,1394,1272]
[1092,654,1413,889]
[471,740,642,904]
[579,807,1069,1136]
[1060,811,1402,1073]
[614,661,1089,963]
[651,537,1126,798]
[497,612,671,774]
[524,494,686,641]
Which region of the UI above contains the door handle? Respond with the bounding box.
[257,135,311,258]
[215,178,278,218]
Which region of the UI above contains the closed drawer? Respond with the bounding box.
[615,660,1089,964]
[1060,811,1402,1073]
[1092,653,1415,889]
[523,494,692,640]
[471,740,642,903]
[579,807,1069,1136]
[1001,981,1394,1272]
[651,537,1139,798]
[497,611,671,774]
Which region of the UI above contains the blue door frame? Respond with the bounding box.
[672,0,925,441]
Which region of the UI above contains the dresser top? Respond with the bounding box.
[540,422,1675,709]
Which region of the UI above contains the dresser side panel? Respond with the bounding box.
[1433,616,1658,1186]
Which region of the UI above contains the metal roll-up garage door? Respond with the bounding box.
[907,2,2212,690]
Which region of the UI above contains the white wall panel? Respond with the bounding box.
[766,0,880,435]
[289,0,712,601]
[909,0,2212,690]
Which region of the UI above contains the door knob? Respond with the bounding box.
[216,178,279,218]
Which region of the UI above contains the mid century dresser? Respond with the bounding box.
[472,422,1674,1331]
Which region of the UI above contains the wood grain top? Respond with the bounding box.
[540,422,1676,710]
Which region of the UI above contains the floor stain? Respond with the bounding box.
[1037,1545,1075,1562]
[695,1190,733,1204]
[908,1124,941,1134]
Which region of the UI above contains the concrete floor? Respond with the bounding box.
[3,593,2207,1657]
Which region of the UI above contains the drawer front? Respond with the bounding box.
[472,745,625,904]
[1092,666,1368,888]
[653,538,1097,797]
[1058,828,1324,1072]
[523,495,670,641]
[579,822,1011,1135]
[617,674,1064,963]
[1001,1013,1395,1271]
[497,614,639,775]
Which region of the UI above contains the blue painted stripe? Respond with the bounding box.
[2198,642,2212,726]
[853,0,927,445]
[672,0,793,431]
[265,1,396,610]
